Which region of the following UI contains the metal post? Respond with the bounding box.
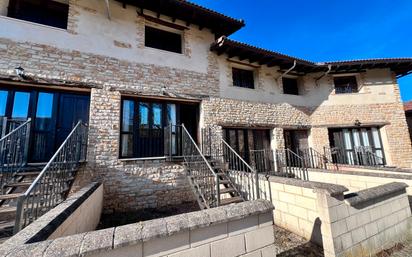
[13,196,25,234]
[215,175,220,207]
[1,117,7,138]
[23,119,31,166]
[254,167,260,199]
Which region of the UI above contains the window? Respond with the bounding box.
[145,26,182,53]
[282,77,299,95]
[120,99,179,158]
[0,90,8,117]
[232,68,254,89]
[334,76,358,94]
[7,0,69,29]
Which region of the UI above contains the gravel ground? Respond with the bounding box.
[273,226,324,257]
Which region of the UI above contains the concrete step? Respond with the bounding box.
[0,206,16,220]
[5,182,32,188]
[219,179,230,185]
[220,196,243,206]
[219,187,236,194]
[16,171,41,177]
[0,193,23,201]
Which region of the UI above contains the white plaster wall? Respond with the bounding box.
[0,0,212,73]
[218,55,399,107]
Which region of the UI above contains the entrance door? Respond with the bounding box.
[55,93,89,149]
[284,130,309,154]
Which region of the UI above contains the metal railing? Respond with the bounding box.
[14,121,88,233]
[164,125,183,158]
[221,139,260,201]
[181,124,220,208]
[0,119,31,194]
[250,148,308,180]
[324,146,385,167]
[300,147,328,170]
[1,117,28,138]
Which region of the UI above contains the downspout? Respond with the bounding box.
[315,64,332,86]
[105,0,111,20]
[278,60,297,79]
[276,60,296,89]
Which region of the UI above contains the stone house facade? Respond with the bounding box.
[0,0,411,212]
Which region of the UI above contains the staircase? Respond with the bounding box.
[0,120,87,241]
[0,164,44,243]
[180,124,244,210]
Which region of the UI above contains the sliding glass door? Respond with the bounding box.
[329,127,385,165]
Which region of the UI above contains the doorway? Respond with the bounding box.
[0,86,90,162]
[284,129,309,154]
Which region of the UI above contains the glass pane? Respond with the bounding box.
[153,103,162,128]
[122,100,134,132]
[35,92,54,131]
[121,134,133,157]
[361,129,370,146]
[166,104,176,126]
[139,103,149,138]
[0,90,7,116]
[12,92,30,119]
[139,103,149,127]
[371,128,382,148]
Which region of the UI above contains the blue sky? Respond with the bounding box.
[192,0,412,101]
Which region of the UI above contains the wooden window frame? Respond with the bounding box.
[144,26,183,54]
[333,76,359,94]
[7,0,69,29]
[232,68,255,89]
[282,77,300,95]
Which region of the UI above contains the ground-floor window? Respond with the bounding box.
[222,128,271,162]
[0,86,90,162]
[328,127,385,165]
[119,98,198,159]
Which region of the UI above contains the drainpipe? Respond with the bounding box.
[276,60,296,91]
[315,64,332,87]
[278,60,297,80]
[105,0,111,20]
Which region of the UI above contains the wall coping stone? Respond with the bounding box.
[0,199,274,257]
[0,182,102,254]
[309,168,412,180]
[267,175,348,196]
[344,182,408,207]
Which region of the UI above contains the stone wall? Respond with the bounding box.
[0,200,277,257]
[0,0,220,212]
[200,95,412,168]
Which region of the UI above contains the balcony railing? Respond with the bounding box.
[250,148,308,180]
[0,119,31,194]
[14,121,87,233]
[324,146,385,167]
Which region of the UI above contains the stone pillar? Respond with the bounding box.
[309,127,329,156]
[270,128,284,150]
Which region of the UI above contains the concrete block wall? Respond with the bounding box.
[49,184,103,239]
[243,174,412,257]
[0,200,277,257]
[0,183,103,253]
[316,182,412,257]
[308,169,412,196]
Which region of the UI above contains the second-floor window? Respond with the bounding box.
[282,77,299,95]
[232,68,254,89]
[7,0,69,29]
[334,76,358,94]
[145,26,182,54]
